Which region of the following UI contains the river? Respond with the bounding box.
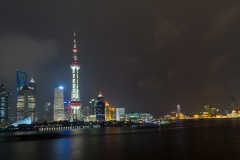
[0,119,239,160]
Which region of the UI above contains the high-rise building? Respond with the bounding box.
[82,106,88,122]
[16,71,36,122]
[111,108,116,120]
[204,105,210,113]
[203,105,217,117]
[64,100,71,121]
[29,77,36,95]
[16,70,27,122]
[69,30,81,121]
[105,101,111,121]
[28,77,36,120]
[43,102,52,122]
[105,101,116,121]
[16,85,36,122]
[0,84,11,123]
[96,92,105,122]
[16,70,27,95]
[89,99,97,115]
[177,104,180,114]
[116,108,125,121]
[53,86,65,121]
[176,104,181,118]
[83,106,90,117]
[210,107,217,116]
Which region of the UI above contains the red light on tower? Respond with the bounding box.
[73,48,77,52]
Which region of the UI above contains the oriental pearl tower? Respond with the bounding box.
[69,30,81,121]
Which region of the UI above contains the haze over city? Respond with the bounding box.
[0,0,240,117]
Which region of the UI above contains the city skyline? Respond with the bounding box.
[0,1,240,117]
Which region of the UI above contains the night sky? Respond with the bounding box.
[0,0,240,117]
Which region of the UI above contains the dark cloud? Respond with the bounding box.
[0,0,240,117]
[204,5,240,41]
[138,76,162,89]
[154,20,185,47]
[0,32,59,87]
[168,69,176,79]
[210,53,229,73]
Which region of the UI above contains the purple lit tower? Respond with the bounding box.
[69,30,81,121]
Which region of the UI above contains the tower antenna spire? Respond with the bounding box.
[70,29,81,121]
[73,28,77,60]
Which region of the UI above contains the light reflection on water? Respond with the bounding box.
[1,119,240,159]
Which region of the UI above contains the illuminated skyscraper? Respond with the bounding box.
[29,77,36,96]
[116,108,125,121]
[69,30,81,121]
[176,104,181,117]
[29,77,36,120]
[96,92,105,122]
[105,101,110,121]
[16,85,35,122]
[16,70,27,122]
[83,106,90,117]
[177,104,180,114]
[64,101,71,121]
[16,70,27,98]
[43,102,52,122]
[53,86,65,121]
[89,99,97,115]
[16,71,36,122]
[0,84,11,123]
[105,101,116,121]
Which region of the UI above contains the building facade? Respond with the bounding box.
[116,108,125,121]
[16,85,36,122]
[53,86,65,121]
[64,101,71,121]
[105,101,116,121]
[16,70,27,122]
[89,99,97,115]
[16,70,27,95]
[96,93,105,122]
[43,102,52,122]
[0,84,11,123]
[16,71,36,122]
[84,106,90,117]
[28,77,36,121]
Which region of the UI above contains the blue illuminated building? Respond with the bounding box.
[16,70,27,98]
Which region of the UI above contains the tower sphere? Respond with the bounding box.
[70,60,80,70]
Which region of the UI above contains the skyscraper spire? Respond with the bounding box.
[73,29,77,60]
[98,92,103,97]
[30,76,35,83]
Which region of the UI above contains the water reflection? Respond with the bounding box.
[1,119,240,159]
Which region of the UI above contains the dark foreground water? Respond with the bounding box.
[1,119,240,160]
